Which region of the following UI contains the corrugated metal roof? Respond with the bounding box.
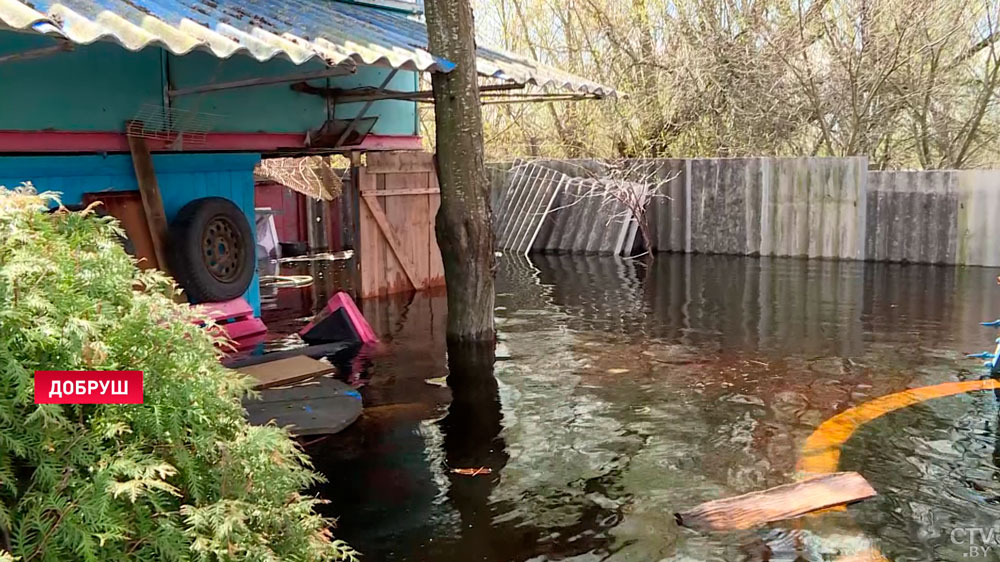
[0,0,616,97]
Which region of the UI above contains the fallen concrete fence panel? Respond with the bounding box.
[491,158,527,242]
[493,161,639,256]
[495,161,538,247]
[491,161,567,256]
[539,177,635,255]
[501,166,551,250]
[511,170,564,255]
[487,161,515,218]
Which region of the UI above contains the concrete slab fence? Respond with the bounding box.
[489,157,1000,267]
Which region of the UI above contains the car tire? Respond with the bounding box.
[168,197,255,302]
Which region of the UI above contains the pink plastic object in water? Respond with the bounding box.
[192,298,268,351]
[195,298,254,323]
[224,317,268,350]
[299,292,378,345]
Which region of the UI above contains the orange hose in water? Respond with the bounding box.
[797,379,1000,475]
[796,378,1000,562]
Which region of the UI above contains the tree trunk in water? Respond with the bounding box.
[438,340,506,555]
[425,0,496,343]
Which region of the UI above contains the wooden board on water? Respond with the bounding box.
[675,471,876,532]
[236,355,336,390]
[245,377,362,436]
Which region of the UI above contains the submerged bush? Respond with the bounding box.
[0,187,358,562]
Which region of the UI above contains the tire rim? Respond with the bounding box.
[202,215,244,283]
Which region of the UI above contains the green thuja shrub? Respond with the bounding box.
[0,186,359,562]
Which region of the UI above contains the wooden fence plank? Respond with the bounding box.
[386,171,431,291]
[358,167,384,298]
[428,172,445,285]
[362,193,421,290]
[375,173,408,293]
[371,187,440,196]
[367,151,436,174]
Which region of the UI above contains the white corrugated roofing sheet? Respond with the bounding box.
[0,0,616,97]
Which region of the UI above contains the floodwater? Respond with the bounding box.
[262,254,1000,562]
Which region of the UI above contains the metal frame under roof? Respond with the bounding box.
[0,0,616,98]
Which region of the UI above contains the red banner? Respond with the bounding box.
[34,371,144,404]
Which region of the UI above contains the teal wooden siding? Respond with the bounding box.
[0,33,163,132]
[0,153,263,313]
[0,31,418,136]
[168,50,418,135]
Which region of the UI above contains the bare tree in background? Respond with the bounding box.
[475,0,1000,169]
[597,161,674,255]
[425,0,496,343]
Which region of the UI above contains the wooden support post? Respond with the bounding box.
[343,153,362,252]
[126,128,170,274]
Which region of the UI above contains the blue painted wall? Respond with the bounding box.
[0,30,418,136]
[0,153,263,313]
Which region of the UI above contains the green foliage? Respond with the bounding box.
[0,186,359,562]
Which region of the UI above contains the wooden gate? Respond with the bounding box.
[357,151,446,298]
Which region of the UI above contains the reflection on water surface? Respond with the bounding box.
[273,254,1000,561]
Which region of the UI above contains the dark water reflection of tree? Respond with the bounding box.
[428,340,622,562]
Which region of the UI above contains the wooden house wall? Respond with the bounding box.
[0,31,419,136]
[0,153,262,313]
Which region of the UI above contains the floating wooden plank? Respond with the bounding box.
[244,377,362,436]
[236,355,336,390]
[674,471,876,532]
[126,129,170,274]
[833,550,891,562]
